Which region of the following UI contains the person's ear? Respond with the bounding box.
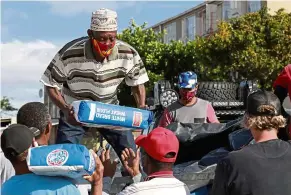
[45,121,52,135]
[87,29,92,38]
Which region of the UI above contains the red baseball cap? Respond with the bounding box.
[135,127,179,163]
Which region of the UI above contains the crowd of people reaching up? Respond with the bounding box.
[1,86,291,195]
[1,4,291,194]
[0,102,189,195]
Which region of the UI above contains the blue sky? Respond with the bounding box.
[2,1,202,43]
[1,1,202,109]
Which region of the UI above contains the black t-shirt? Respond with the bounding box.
[211,139,291,195]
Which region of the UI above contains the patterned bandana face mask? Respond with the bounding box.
[92,38,115,58]
[179,89,197,102]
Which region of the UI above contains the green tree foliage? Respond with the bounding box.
[117,20,165,106]
[117,7,291,105]
[117,19,166,74]
[0,97,17,111]
[203,7,291,88]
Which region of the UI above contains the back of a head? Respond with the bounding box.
[247,90,281,116]
[244,90,286,131]
[145,151,176,171]
[135,127,179,171]
[1,124,35,163]
[17,102,51,138]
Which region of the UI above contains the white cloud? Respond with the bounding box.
[1,40,61,108]
[46,1,136,17]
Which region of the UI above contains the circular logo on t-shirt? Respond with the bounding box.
[46,149,69,166]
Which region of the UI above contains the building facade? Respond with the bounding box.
[150,0,291,44]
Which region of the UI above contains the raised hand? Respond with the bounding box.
[83,150,104,186]
[100,148,118,178]
[121,148,140,177]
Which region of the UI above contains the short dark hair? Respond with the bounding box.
[146,152,175,170]
[17,102,51,139]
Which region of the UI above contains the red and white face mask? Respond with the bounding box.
[179,89,197,102]
[92,39,115,58]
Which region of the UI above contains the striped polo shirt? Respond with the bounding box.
[40,37,149,105]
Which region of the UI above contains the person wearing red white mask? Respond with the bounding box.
[40,8,149,165]
[159,71,219,128]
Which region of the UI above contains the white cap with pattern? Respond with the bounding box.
[90,8,118,32]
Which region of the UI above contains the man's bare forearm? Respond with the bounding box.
[131,84,146,108]
[46,86,69,111]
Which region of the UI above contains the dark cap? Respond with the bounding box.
[1,124,35,160]
[247,90,281,116]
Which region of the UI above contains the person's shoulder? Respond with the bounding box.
[1,175,29,194]
[197,98,210,105]
[35,174,78,186]
[121,178,188,194]
[33,175,81,195]
[224,144,258,165]
[2,174,80,195]
[0,152,15,181]
[229,139,291,158]
[37,176,81,195]
[228,145,252,157]
[58,36,89,59]
[115,40,138,56]
[27,174,80,192]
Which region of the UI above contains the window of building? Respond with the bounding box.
[223,1,230,20]
[185,15,196,41]
[205,4,218,34]
[223,0,241,19]
[164,22,177,44]
[197,10,207,36]
[154,28,160,35]
[248,1,262,12]
[230,0,239,9]
[202,11,206,35]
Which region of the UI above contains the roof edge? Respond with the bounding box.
[148,1,209,29]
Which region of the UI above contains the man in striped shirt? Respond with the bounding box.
[40,9,149,159]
